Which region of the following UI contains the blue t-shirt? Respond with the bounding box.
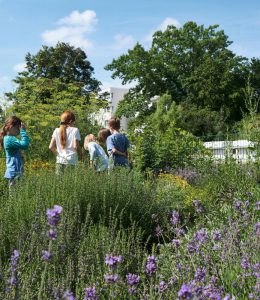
[3,129,30,179]
[106,133,129,166]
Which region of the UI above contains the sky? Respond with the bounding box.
[0,0,260,102]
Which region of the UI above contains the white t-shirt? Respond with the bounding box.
[51,127,81,165]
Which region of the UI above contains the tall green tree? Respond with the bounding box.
[106,22,248,127]
[17,42,99,93]
[4,43,105,160]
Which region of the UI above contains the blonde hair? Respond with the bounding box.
[59,111,75,149]
[84,134,96,150]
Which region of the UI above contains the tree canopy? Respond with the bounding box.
[106,22,257,133]
[6,42,100,104]
[3,43,105,160]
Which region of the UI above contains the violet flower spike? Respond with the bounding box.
[84,287,97,300]
[126,273,140,286]
[42,250,52,261]
[46,205,63,227]
[170,210,180,226]
[104,273,119,284]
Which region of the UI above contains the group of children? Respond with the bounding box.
[0,110,130,187]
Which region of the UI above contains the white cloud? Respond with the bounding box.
[159,17,181,31]
[42,10,97,50]
[144,17,181,42]
[57,10,97,30]
[113,34,135,50]
[13,63,26,73]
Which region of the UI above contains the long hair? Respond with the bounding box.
[0,116,22,147]
[98,128,111,143]
[59,111,76,149]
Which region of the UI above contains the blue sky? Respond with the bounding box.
[0,0,260,101]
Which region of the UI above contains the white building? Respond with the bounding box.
[204,140,256,163]
[94,87,129,131]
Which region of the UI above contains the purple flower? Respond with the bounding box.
[145,255,157,275]
[105,255,122,268]
[234,200,242,211]
[158,281,168,292]
[202,283,223,300]
[187,239,198,254]
[169,276,178,285]
[256,201,260,211]
[178,284,193,299]
[195,268,206,282]
[126,273,140,286]
[104,274,118,284]
[193,200,205,214]
[48,228,58,240]
[170,210,180,226]
[253,264,260,272]
[47,205,63,227]
[9,276,16,286]
[241,258,251,270]
[174,228,186,237]
[42,250,52,261]
[63,290,75,300]
[10,250,19,272]
[84,287,97,300]
[213,245,219,251]
[195,228,208,243]
[172,239,181,247]
[254,222,260,236]
[9,249,19,286]
[213,230,222,241]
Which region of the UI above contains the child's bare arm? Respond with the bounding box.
[49,137,57,153]
[112,148,127,157]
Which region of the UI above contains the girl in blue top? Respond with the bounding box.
[0,116,30,186]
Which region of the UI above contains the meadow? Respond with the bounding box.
[0,159,259,300]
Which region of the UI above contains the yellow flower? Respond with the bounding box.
[158,173,189,189]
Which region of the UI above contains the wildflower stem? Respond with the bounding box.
[38,240,52,300]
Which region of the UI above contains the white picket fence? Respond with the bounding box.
[203,140,257,163]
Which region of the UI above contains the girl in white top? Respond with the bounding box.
[49,111,81,170]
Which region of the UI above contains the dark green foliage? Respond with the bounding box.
[14,42,100,94]
[106,22,260,135]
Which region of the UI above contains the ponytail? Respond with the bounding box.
[60,123,67,149]
[59,111,76,149]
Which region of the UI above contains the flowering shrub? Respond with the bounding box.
[0,163,258,299]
